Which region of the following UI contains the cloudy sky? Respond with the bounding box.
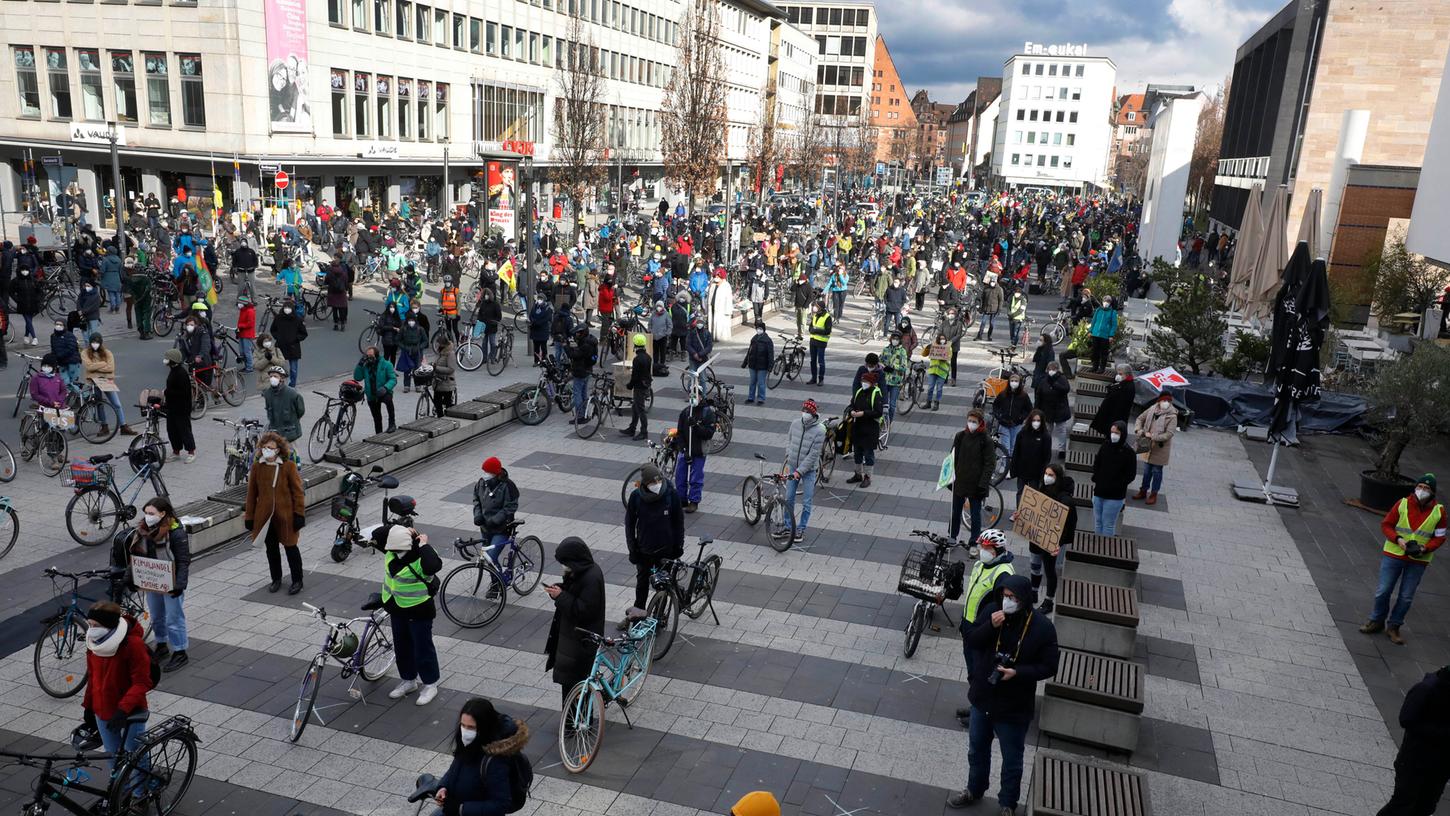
[878,0,1287,103]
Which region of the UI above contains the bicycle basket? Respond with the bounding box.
[626,616,659,640]
[330,493,360,522]
[68,460,106,487]
[339,379,365,404]
[983,376,1008,399]
[896,548,946,602]
[411,365,435,387]
[328,630,359,660]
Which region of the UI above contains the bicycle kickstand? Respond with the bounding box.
[616,697,635,730]
[706,596,721,627]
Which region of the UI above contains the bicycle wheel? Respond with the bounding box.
[107,725,197,816]
[899,377,918,416]
[34,615,88,698]
[512,309,529,333]
[765,495,796,553]
[903,601,927,658]
[76,398,119,444]
[357,325,379,354]
[338,404,357,443]
[39,429,67,477]
[307,417,334,463]
[611,640,652,706]
[513,386,550,425]
[574,395,603,439]
[66,488,121,546]
[129,432,168,473]
[483,342,506,376]
[740,476,763,525]
[153,306,176,338]
[509,536,545,596]
[223,457,245,487]
[706,416,732,455]
[0,439,16,482]
[151,470,169,499]
[787,349,805,380]
[991,440,1009,486]
[439,562,506,628]
[1044,321,1066,346]
[621,466,644,508]
[683,555,721,620]
[647,589,681,661]
[768,357,786,388]
[12,375,29,418]
[972,386,988,410]
[457,339,484,372]
[220,368,245,406]
[0,505,17,559]
[188,382,207,420]
[415,393,435,419]
[909,377,929,412]
[115,583,155,642]
[19,415,39,461]
[289,655,325,742]
[358,620,396,682]
[820,443,837,484]
[983,485,1005,529]
[558,681,605,774]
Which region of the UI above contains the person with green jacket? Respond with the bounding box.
[1087,296,1119,373]
[261,365,306,443]
[125,260,153,339]
[881,332,909,422]
[354,346,398,433]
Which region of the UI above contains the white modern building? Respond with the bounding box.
[1138,90,1205,264]
[767,17,818,168]
[990,43,1116,192]
[775,0,875,125]
[0,0,794,233]
[1407,51,1450,269]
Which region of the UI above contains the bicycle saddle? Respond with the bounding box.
[407,774,442,803]
[503,519,526,531]
[88,454,115,465]
[377,475,400,490]
[361,592,385,612]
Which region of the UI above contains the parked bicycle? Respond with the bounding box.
[33,566,152,698]
[642,537,720,659]
[214,417,263,486]
[818,417,840,484]
[896,529,966,659]
[438,521,545,629]
[899,359,928,416]
[512,357,574,425]
[64,452,169,546]
[328,464,407,562]
[183,362,244,420]
[19,405,72,477]
[741,454,796,552]
[307,381,363,463]
[620,431,680,507]
[558,617,658,774]
[768,334,807,388]
[856,301,888,344]
[126,395,169,473]
[288,599,395,742]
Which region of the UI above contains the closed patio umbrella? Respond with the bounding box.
[1245,184,1288,321]
[1297,187,1324,260]
[1228,183,1264,312]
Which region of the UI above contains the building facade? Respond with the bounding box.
[868,36,914,166]
[777,0,874,126]
[990,44,1116,192]
[909,90,953,176]
[1408,52,1450,268]
[944,76,1000,186]
[1137,90,1204,264]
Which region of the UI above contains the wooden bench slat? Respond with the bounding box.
[1032,753,1150,816]
[1057,577,1139,626]
[1069,531,1140,570]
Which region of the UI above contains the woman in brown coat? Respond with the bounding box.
[244,432,307,594]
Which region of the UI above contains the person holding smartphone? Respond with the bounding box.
[544,537,605,707]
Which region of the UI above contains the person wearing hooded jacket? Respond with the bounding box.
[948,573,1059,814]
[1034,360,1072,457]
[473,457,520,569]
[674,401,715,512]
[781,400,825,545]
[846,371,884,488]
[950,408,997,546]
[742,321,773,405]
[1377,665,1450,815]
[991,375,1032,457]
[382,524,444,706]
[545,537,606,705]
[80,601,153,772]
[10,255,43,344]
[1090,420,1137,536]
[623,463,685,625]
[269,300,308,386]
[432,697,531,816]
[1009,410,1053,508]
[1090,364,1135,437]
[1030,464,1077,615]
[261,366,306,443]
[254,334,288,390]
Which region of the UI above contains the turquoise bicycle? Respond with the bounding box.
[439,521,545,629]
[558,617,657,773]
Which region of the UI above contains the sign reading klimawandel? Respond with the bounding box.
[265,0,312,133]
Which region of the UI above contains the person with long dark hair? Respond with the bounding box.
[429,698,531,816]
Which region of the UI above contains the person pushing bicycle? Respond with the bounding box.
[472,457,519,569]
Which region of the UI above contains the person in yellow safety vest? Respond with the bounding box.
[381,524,445,705]
[1361,474,1446,645]
[806,301,832,385]
[439,275,461,341]
[956,528,1015,727]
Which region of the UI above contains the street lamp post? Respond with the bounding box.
[107,121,126,255]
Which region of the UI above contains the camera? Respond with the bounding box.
[987,652,1016,685]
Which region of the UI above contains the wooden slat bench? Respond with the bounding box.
[1029,752,1151,816]
[1040,649,1145,752]
[498,382,536,395]
[1075,379,1110,398]
[1075,369,1113,383]
[1068,532,1140,589]
[1064,448,1094,472]
[363,429,429,451]
[323,441,392,467]
[443,400,501,421]
[400,417,461,438]
[1069,425,1103,447]
[474,390,521,411]
[1069,479,1093,508]
[175,499,242,534]
[1055,577,1139,659]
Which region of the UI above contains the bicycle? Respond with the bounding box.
[288,599,396,743]
[411,365,438,419]
[33,566,152,698]
[64,452,169,546]
[356,308,385,353]
[126,397,168,473]
[307,386,361,464]
[328,464,407,562]
[183,362,244,420]
[959,484,1007,534]
[557,617,658,774]
[19,405,72,477]
[573,371,618,440]
[439,521,545,629]
[2,715,199,816]
[65,380,123,445]
[856,301,887,344]
[214,417,263,486]
[896,529,965,659]
[512,357,573,426]
[620,432,680,507]
[768,334,807,388]
[818,417,840,484]
[741,454,796,553]
[1042,306,1072,346]
[642,537,721,660]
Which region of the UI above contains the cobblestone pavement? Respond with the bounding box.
[0,291,1400,816]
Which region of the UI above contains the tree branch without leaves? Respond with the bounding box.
[661,0,727,208]
[550,13,607,234]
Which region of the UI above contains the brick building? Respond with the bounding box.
[910,90,955,176]
[868,35,916,166]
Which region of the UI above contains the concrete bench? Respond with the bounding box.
[475,389,521,410]
[1075,369,1113,383]
[1069,426,1103,447]
[1029,752,1151,816]
[401,417,461,438]
[1068,532,1140,589]
[1054,577,1139,659]
[498,382,536,395]
[444,400,501,421]
[1040,648,1145,752]
[1069,479,1093,508]
[323,441,393,467]
[1073,400,1101,423]
[364,429,430,451]
[1075,379,1110,398]
[175,499,242,534]
[1064,448,1094,473]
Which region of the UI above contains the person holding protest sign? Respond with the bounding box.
[115,496,191,672]
[1026,464,1077,614]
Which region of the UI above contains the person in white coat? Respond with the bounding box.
[708,267,734,343]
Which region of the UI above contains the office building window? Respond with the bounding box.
[397,78,411,139]
[45,48,72,120]
[1037,155,1046,166]
[77,49,104,121]
[397,0,411,38]
[1021,62,1030,75]
[1031,86,1041,99]
[1026,132,1035,144]
[829,7,841,24]
[1069,112,1078,123]
[1034,63,1043,75]
[1067,134,1075,146]
[329,0,346,25]
[798,7,811,24]
[143,52,168,126]
[110,51,135,123]
[1056,110,1064,122]
[374,0,390,34]
[1064,156,1073,168]
[514,26,524,58]
[1016,109,1024,121]
[416,4,430,40]
[179,53,204,127]
[435,82,448,141]
[14,47,39,118]
[1014,131,1022,143]
[376,75,392,137]
[331,68,348,136]
[1050,155,1058,167]
[417,80,430,140]
[487,22,498,55]
[542,35,552,68]
[1048,64,1057,76]
[453,14,465,48]
[354,71,370,135]
[1071,88,1081,100]
[470,18,481,52]
[1053,132,1061,145]
[434,9,446,44]
[1011,153,1019,165]
[501,25,512,58]
[352,0,367,29]
[530,32,539,64]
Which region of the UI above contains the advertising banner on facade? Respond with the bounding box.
[264,0,312,133]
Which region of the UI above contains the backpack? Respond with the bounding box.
[483,753,532,814]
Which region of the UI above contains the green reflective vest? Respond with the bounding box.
[382,552,432,608]
[809,312,832,344]
[962,560,1014,624]
[1384,499,1445,564]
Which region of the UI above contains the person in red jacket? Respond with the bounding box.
[81,601,153,770]
[236,294,257,373]
[597,274,617,356]
[1361,474,1447,645]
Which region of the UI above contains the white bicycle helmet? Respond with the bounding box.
[976,529,1008,550]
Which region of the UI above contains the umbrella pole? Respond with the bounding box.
[1233,433,1302,507]
[1263,442,1281,504]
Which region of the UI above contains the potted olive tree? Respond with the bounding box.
[1359,342,1450,510]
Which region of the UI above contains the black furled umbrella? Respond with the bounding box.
[1267,241,1330,440]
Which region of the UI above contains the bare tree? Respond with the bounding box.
[1188,77,1229,216]
[787,106,827,193]
[661,0,727,209]
[846,113,876,185]
[745,77,778,203]
[550,13,607,237]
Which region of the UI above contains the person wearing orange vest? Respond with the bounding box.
[439,276,461,341]
[1361,474,1446,645]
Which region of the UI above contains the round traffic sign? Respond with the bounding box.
[274,170,289,190]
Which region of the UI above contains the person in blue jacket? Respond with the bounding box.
[430,697,530,816]
[688,257,710,301]
[527,293,553,366]
[1087,296,1118,374]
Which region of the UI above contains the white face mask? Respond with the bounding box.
[269,375,282,388]
[646,481,663,494]
[19,270,27,276]
[41,366,54,375]
[261,448,279,461]
[459,727,478,746]
[90,342,101,351]
[54,325,65,333]
[1110,432,1122,443]
[1031,420,1042,429]
[966,420,980,432]
[263,340,275,349]
[86,625,110,641]
[1043,473,1056,485]
[978,548,994,563]
[1114,374,1124,382]
[283,308,293,315]
[1002,597,1021,615]
[407,320,417,327]
[185,325,196,334]
[1416,487,1432,502]
[1009,379,1020,388]
[143,512,163,527]
[756,328,766,336]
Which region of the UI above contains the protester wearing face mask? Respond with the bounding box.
[1360,474,1447,646]
[528,292,555,367]
[244,433,307,594]
[921,332,952,411]
[1087,295,1119,373]
[1090,364,1135,437]
[1090,420,1138,536]
[1009,409,1053,511]
[952,528,1016,728]
[991,373,1033,457]
[949,409,998,546]
[1030,464,1077,614]
[806,301,832,385]
[10,254,44,344]
[81,333,133,435]
[622,462,685,628]
[161,348,196,462]
[647,300,672,376]
[78,601,152,773]
[77,280,103,335]
[254,333,287,389]
[118,497,191,671]
[545,537,606,705]
[880,332,909,422]
[50,318,82,385]
[269,299,309,386]
[846,370,885,487]
[428,697,531,816]
[780,399,826,546]
[28,351,68,410]
[355,345,399,434]
[1034,361,1072,457]
[398,311,429,394]
[948,573,1059,814]
[261,365,306,444]
[1030,331,1055,391]
[381,524,444,706]
[742,321,774,405]
[1132,390,1178,504]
